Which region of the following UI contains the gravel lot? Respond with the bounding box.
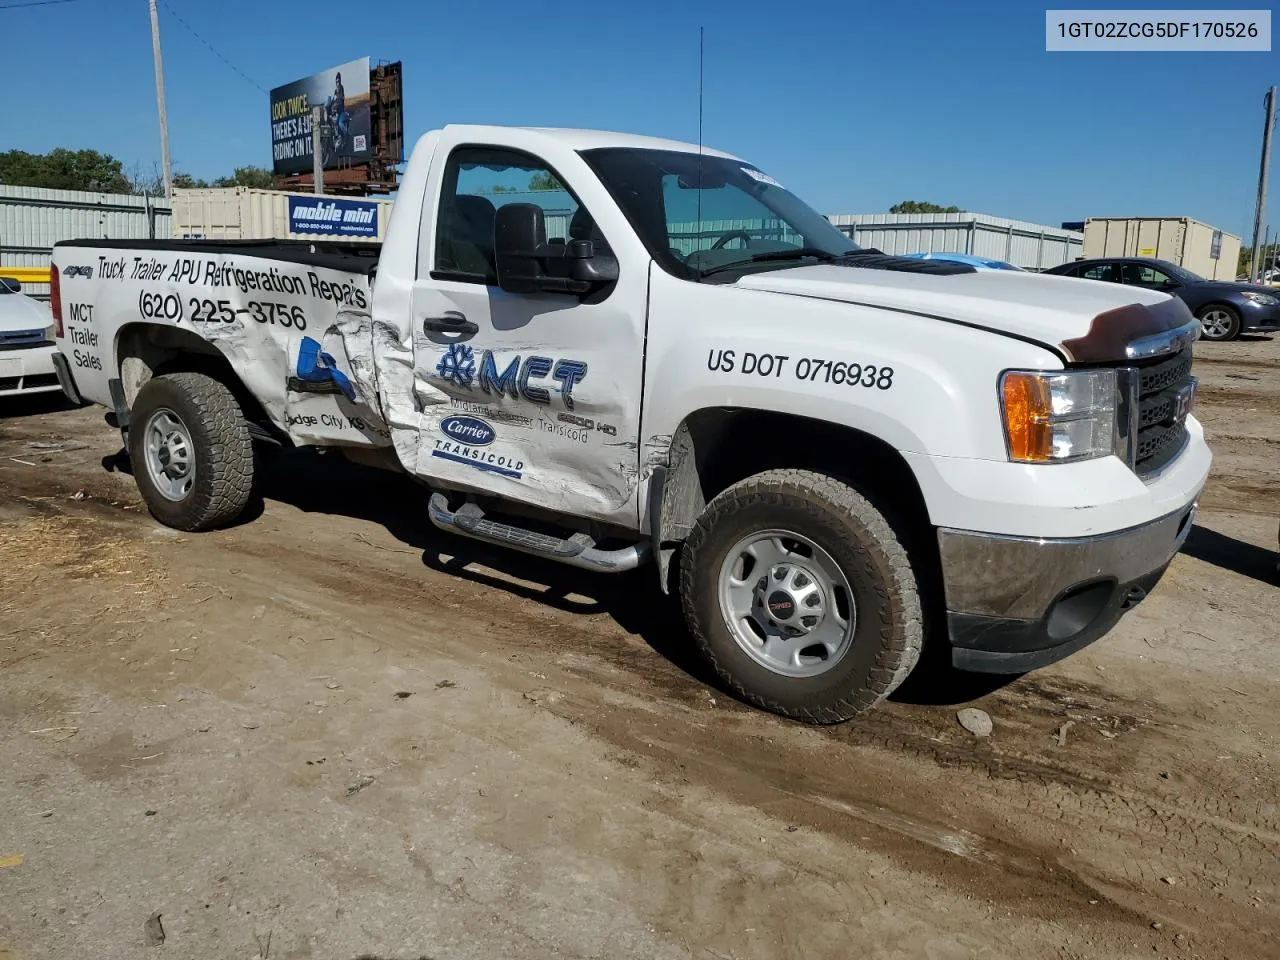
[1,335,1277,960]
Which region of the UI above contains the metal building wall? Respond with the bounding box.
[667,219,801,257]
[1,186,170,298]
[826,212,1083,270]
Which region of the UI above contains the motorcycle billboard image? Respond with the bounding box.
[269,57,372,176]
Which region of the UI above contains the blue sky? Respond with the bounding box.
[3,0,1274,237]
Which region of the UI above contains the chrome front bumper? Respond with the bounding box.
[937,502,1197,672]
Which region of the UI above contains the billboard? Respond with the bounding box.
[270,58,372,177]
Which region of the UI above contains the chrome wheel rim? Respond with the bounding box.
[144,407,195,502]
[1200,309,1234,339]
[717,529,857,678]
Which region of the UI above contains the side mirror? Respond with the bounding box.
[0,277,19,293]
[494,203,618,296]
[494,203,548,295]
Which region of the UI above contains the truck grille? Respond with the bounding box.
[1130,346,1194,477]
[0,330,51,350]
[0,373,58,392]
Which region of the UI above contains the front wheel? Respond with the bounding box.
[1196,304,1241,341]
[680,469,923,723]
[128,372,254,531]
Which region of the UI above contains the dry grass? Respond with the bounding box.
[0,515,171,664]
[0,515,152,582]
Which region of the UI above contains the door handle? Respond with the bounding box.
[421,311,478,345]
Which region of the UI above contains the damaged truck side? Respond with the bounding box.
[50,125,1210,722]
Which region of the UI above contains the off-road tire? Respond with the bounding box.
[128,372,254,531]
[680,469,923,723]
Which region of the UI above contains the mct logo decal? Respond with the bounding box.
[435,343,588,411]
[440,415,495,446]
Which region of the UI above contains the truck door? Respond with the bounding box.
[408,140,646,527]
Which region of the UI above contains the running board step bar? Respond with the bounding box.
[428,493,649,573]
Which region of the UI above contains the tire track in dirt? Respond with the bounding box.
[1193,355,1280,372]
[209,516,1280,959]
[4,408,1278,958]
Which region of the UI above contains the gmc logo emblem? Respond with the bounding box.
[1172,380,1196,423]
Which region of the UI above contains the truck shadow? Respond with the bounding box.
[257,447,714,685]
[257,447,1018,709]
[1181,523,1279,586]
[0,393,80,419]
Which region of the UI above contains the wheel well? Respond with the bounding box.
[115,323,279,438]
[656,408,940,593]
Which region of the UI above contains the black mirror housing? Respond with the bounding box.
[572,253,619,285]
[494,203,547,295]
[494,203,618,296]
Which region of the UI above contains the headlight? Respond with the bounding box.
[43,323,56,342]
[1241,291,1278,306]
[1000,369,1117,463]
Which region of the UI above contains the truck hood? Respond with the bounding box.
[0,293,51,334]
[735,264,1191,361]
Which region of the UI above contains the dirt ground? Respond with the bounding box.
[1,335,1277,960]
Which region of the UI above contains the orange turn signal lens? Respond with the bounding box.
[1001,372,1053,462]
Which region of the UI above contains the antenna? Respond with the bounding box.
[697,26,705,155]
[696,25,705,280]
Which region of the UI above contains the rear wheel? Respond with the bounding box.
[128,372,254,531]
[1196,304,1241,341]
[680,469,923,723]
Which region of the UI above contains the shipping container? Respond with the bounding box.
[170,187,393,243]
[826,212,1083,270]
[1,185,170,299]
[1082,217,1241,281]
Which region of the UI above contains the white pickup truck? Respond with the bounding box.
[49,125,1209,722]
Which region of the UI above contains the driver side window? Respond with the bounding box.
[1121,263,1173,287]
[434,146,607,284]
[1081,262,1120,283]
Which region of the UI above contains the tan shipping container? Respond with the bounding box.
[1082,217,1240,280]
[170,187,392,243]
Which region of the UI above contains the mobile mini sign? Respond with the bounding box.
[288,197,379,237]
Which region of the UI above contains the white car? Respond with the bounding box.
[0,278,59,398]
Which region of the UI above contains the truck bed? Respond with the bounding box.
[52,237,380,277]
[52,234,390,452]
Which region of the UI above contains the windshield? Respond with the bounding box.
[1154,259,1203,283]
[580,148,859,280]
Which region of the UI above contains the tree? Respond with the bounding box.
[213,166,276,189]
[172,172,212,190]
[1239,242,1280,279]
[0,148,129,193]
[2,149,281,195]
[889,200,962,214]
[125,162,166,196]
[527,171,563,192]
